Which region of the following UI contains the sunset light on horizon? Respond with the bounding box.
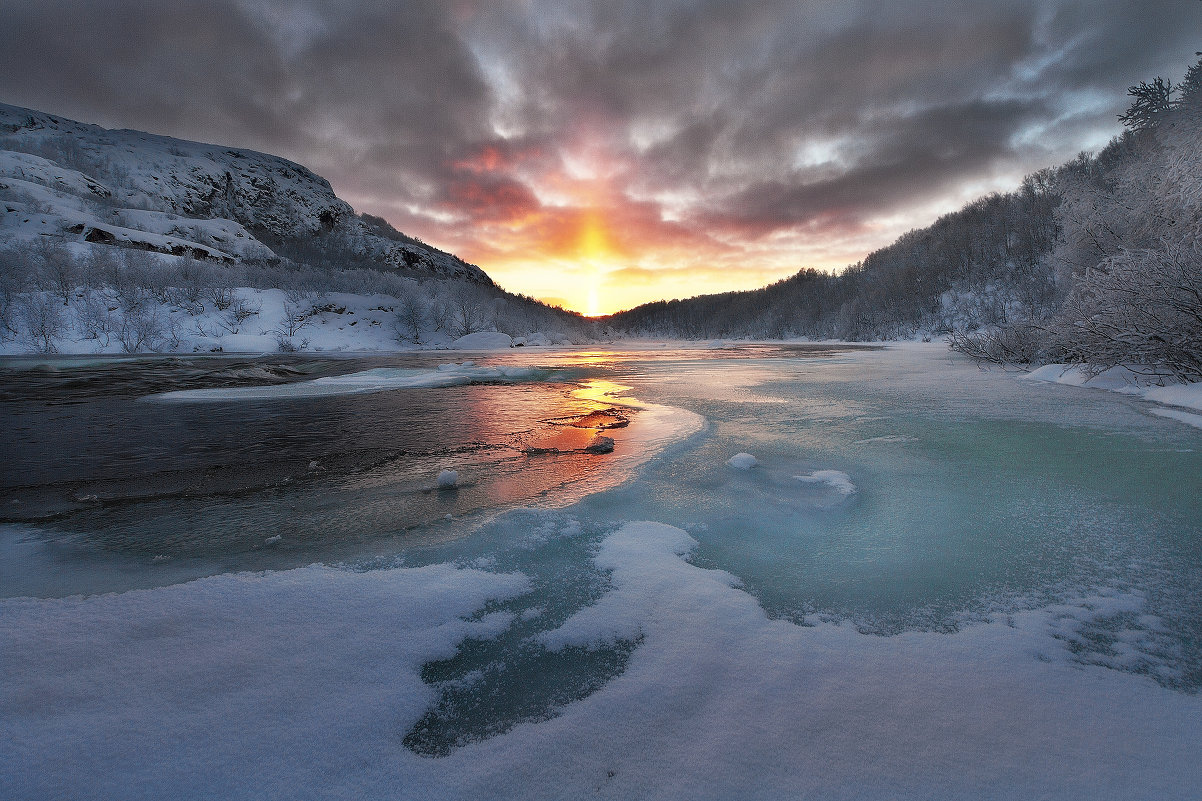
[1,3,1199,799]
[3,1,1198,315]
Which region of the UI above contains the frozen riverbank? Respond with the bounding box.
[2,342,1199,799]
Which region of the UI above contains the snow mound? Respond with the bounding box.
[450,332,513,350]
[794,469,857,496]
[726,452,758,470]
[1022,364,1144,394]
[1145,383,1202,413]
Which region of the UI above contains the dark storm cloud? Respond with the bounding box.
[0,0,497,204]
[2,0,1200,289]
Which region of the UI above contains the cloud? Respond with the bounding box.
[2,0,1199,312]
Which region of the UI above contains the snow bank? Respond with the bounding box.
[1023,364,1146,393]
[450,331,513,350]
[725,452,758,469]
[1023,364,1202,430]
[1145,383,1202,413]
[519,332,552,347]
[151,363,554,401]
[1150,407,1202,430]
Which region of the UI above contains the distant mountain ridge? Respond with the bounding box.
[0,102,491,284]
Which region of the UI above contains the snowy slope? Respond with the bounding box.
[0,103,491,282]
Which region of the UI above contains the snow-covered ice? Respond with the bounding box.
[3,523,1200,800]
[3,339,1199,800]
[794,468,857,496]
[150,363,556,401]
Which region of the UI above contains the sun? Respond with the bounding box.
[579,211,610,317]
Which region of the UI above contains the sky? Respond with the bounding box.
[2,1,1199,314]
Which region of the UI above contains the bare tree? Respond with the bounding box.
[394,293,427,343]
[34,239,77,306]
[19,294,64,352]
[0,246,32,340]
[117,303,166,353]
[427,297,452,333]
[274,290,315,338]
[450,287,490,337]
[75,291,115,345]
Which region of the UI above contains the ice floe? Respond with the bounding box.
[725,452,758,470]
[794,469,857,496]
[149,363,555,401]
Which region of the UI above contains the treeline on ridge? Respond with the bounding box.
[606,56,1202,381]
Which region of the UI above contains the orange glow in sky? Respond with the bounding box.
[358,137,1020,316]
[349,125,1037,317]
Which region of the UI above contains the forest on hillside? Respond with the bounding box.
[607,56,1202,381]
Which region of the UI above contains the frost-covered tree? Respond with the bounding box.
[20,293,64,352]
[394,293,427,343]
[1055,245,1202,380]
[34,239,77,306]
[449,286,491,337]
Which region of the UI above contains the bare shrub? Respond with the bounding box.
[32,239,77,306]
[947,324,1051,366]
[273,290,315,338]
[393,294,427,343]
[117,303,165,353]
[19,294,64,352]
[75,291,115,345]
[220,296,260,334]
[208,284,236,311]
[275,335,309,352]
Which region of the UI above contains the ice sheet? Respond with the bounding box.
[4,523,1200,800]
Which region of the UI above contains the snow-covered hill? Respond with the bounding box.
[0,103,490,283]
